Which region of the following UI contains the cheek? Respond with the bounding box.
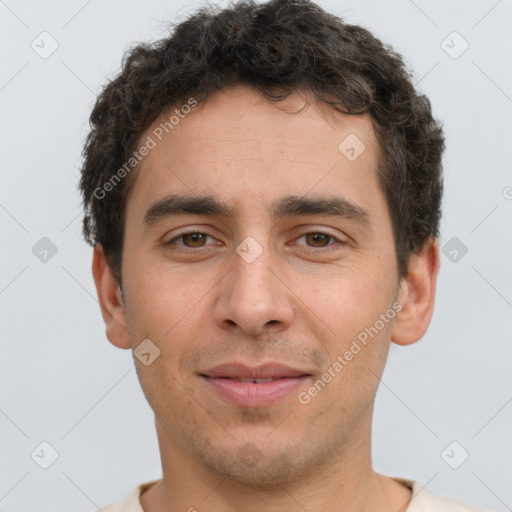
[296,265,393,336]
[127,257,187,314]
[124,260,211,356]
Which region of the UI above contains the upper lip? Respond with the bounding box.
[200,362,310,379]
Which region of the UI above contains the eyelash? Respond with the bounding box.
[165,230,346,252]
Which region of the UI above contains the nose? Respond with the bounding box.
[213,240,294,337]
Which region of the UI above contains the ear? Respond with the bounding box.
[91,244,132,350]
[391,237,440,346]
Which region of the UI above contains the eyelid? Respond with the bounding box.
[165,227,347,251]
[166,229,217,246]
[291,230,346,249]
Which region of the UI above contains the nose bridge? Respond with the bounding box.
[235,236,274,296]
[214,234,293,335]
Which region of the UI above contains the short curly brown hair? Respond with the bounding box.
[79,0,444,285]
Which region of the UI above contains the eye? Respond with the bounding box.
[166,231,216,249]
[294,231,345,250]
[164,230,346,252]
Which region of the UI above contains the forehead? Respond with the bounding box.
[126,85,383,221]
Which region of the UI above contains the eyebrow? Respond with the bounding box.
[142,194,370,227]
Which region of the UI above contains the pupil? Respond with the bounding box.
[308,233,328,246]
[185,233,204,246]
[182,233,330,248]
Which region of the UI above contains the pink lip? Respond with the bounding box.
[200,362,311,407]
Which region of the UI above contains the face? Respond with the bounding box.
[112,86,409,485]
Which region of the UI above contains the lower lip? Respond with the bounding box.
[202,376,309,407]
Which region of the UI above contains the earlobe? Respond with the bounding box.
[91,244,132,350]
[391,238,440,346]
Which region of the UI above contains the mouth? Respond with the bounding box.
[199,362,312,407]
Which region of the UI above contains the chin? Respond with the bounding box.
[187,434,326,488]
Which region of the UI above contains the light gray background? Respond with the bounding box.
[1,0,511,511]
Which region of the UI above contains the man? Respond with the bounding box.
[80,0,483,510]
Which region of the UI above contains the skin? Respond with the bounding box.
[93,85,439,512]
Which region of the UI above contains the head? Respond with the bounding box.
[82,0,443,487]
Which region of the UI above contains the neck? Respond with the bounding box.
[140,416,412,512]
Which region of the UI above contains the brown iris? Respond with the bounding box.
[181,233,207,247]
[304,233,331,247]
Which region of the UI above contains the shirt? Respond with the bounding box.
[96,477,485,511]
